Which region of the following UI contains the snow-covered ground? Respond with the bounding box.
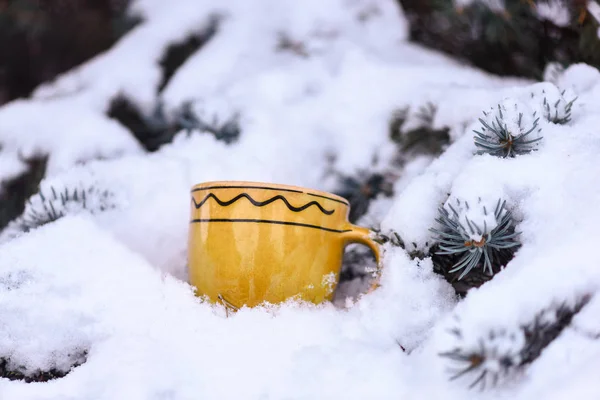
[1,0,600,399]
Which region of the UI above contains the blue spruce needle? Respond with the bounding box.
[429,198,521,280]
[474,104,542,158]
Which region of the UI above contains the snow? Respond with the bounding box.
[0,155,27,184]
[0,217,454,400]
[0,0,600,399]
[534,0,571,27]
[0,98,143,178]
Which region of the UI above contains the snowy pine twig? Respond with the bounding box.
[1,185,116,240]
[474,102,542,158]
[537,89,577,125]
[177,101,241,144]
[430,198,520,280]
[439,294,592,390]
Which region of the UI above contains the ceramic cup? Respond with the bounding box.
[188,181,381,310]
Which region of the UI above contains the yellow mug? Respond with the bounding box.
[187,181,381,310]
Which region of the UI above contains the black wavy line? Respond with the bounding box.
[192,193,334,215]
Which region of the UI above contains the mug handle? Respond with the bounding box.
[342,225,383,293]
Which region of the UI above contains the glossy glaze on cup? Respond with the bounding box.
[188,181,380,309]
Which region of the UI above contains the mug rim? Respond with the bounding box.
[191,180,350,206]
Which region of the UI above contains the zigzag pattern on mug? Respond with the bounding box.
[192,193,335,215]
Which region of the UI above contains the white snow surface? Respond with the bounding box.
[1,0,600,399]
[534,0,571,27]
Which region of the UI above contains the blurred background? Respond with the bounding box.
[1,0,598,108]
[0,0,140,106]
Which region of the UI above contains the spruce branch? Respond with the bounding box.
[0,153,48,232]
[388,102,450,159]
[332,170,395,223]
[540,89,577,124]
[107,96,177,152]
[372,228,403,247]
[1,184,116,239]
[388,106,409,143]
[439,294,592,390]
[107,96,241,151]
[430,198,521,281]
[474,103,542,158]
[414,102,438,127]
[177,101,241,144]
